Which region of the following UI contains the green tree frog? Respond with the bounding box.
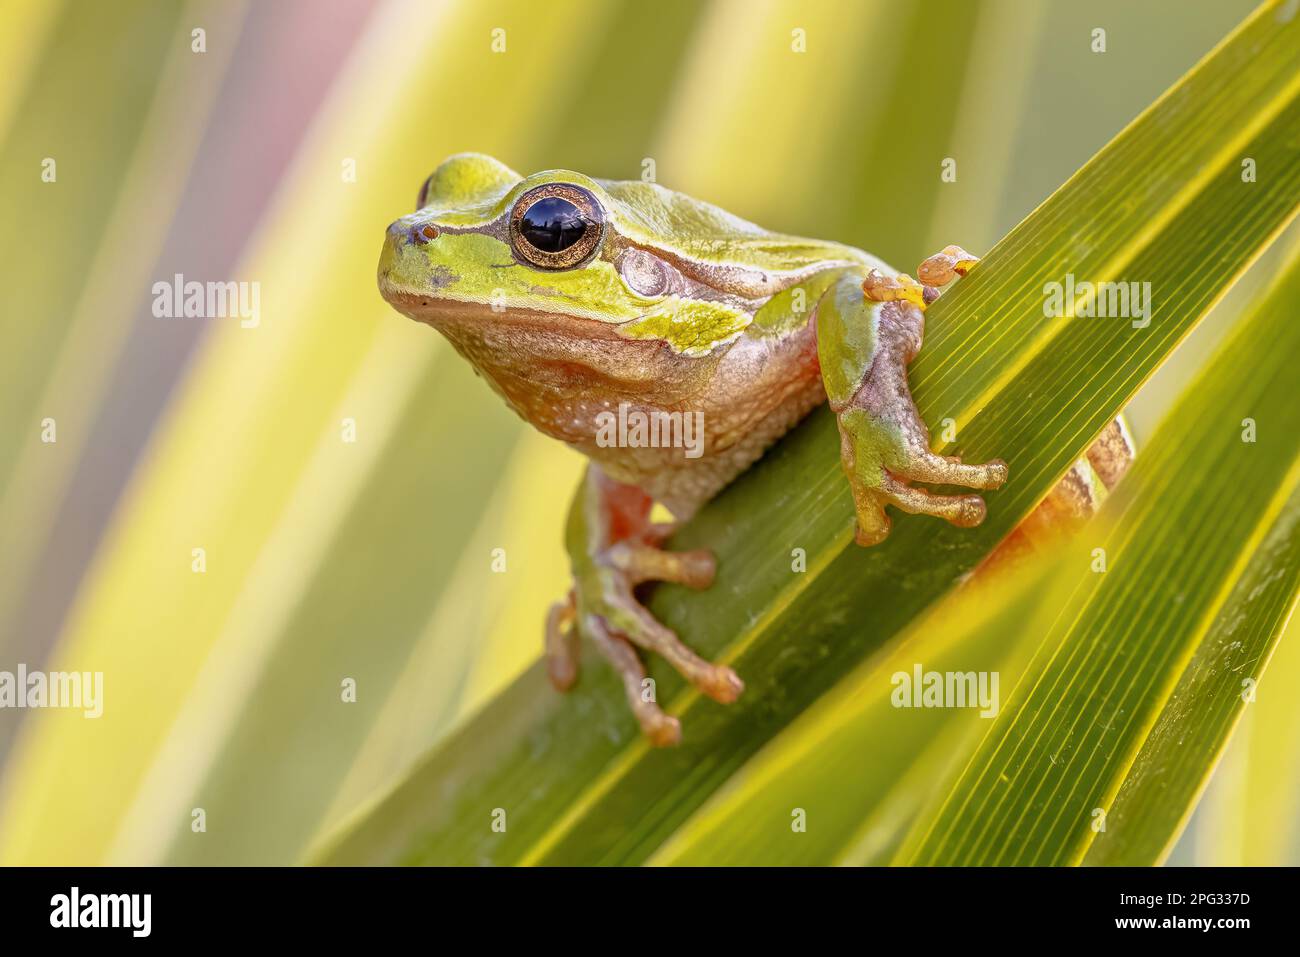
[378,154,1126,745]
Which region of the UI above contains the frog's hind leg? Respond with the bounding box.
[585,615,683,747]
[1024,417,1134,535]
[1085,416,1135,488]
[552,465,742,746]
[980,416,1135,572]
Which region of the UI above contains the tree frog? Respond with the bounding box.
[378,154,1127,746]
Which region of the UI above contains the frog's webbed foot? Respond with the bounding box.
[822,250,1007,546]
[836,363,1009,546]
[548,468,741,746]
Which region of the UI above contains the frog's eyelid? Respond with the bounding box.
[415,174,434,211]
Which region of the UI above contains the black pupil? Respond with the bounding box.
[520,197,587,252]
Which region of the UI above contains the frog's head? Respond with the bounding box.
[379,152,867,339]
[378,154,866,433]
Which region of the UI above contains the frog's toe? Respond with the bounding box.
[605,541,715,588]
[882,474,988,528]
[846,471,991,547]
[601,583,743,706]
[836,404,1008,544]
[863,268,929,309]
[545,593,580,692]
[851,501,891,547]
[556,468,740,744]
[899,448,1009,491]
[585,614,682,746]
[872,451,1005,536]
[916,244,980,289]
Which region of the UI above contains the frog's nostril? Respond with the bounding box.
[413,224,439,244]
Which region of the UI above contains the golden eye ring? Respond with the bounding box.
[508,183,605,270]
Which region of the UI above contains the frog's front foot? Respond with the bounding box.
[549,467,742,746]
[833,248,1007,546]
[836,369,1008,546]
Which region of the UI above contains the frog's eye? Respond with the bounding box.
[508,183,605,270]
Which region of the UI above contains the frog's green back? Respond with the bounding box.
[595,176,876,277]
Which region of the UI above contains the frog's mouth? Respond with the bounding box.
[380,285,609,339]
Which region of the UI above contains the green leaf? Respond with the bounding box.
[903,237,1300,865]
[311,1,1300,866]
[1085,487,1300,866]
[1238,614,1300,864]
[646,571,1051,865]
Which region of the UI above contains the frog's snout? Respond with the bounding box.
[379,217,460,311]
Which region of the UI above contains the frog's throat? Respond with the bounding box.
[388,293,722,411]
[401,290,826,519]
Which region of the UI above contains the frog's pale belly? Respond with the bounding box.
[592,326,827,518]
